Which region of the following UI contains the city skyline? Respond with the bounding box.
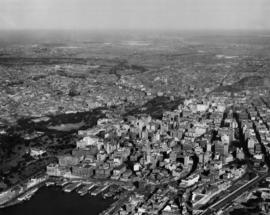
[1,1,270,215]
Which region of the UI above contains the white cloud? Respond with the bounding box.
[0,0,268,30]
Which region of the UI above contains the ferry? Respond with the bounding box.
[60,181,69,187]
[88,183,96,191]
[91,183,110,196]
[17,188,38,202]
[63,182,81,193]
[77,183,93,196]
[75,184,84,193]
[88,184,97,194]
[78,188,88,196]
[90,185,99,196]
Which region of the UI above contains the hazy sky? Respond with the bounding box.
[0,0,269,30]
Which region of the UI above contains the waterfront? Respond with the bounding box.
[1,186,114,215]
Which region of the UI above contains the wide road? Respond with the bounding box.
[201,172,269,215]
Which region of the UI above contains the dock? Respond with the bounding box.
[91,183,110,196]
[63,182,81,193]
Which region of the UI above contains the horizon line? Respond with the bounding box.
[0,28,270,32]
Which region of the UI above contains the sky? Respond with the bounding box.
[0,0,269,30]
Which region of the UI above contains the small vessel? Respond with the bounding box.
[79,189,88,196]
[103,191,113,199]
[17,188,38,202]
[77,186,88,196]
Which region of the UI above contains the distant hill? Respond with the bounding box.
[214,75,270,93]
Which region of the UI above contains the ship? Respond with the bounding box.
[88,184,97,194]
[77,183,94,196]
[91,183,110,196]
[88,183,96,191]
[17,188,39,202]
[60,181,69,187]
[78,188,88,196]
[90,185,99,196]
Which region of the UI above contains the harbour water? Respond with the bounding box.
[0,186,114,215]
